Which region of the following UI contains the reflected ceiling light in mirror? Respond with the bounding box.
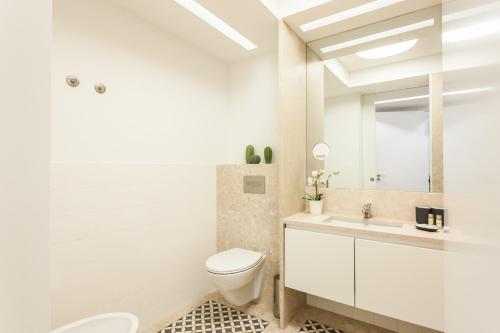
[375,87,495,105]
[173,0,257,50]
[300,0,404,32]
[443,87,495,96]
[320,19,434,53]
[443,19,500,43]
[375,94,429,105]
[357,39,417,59]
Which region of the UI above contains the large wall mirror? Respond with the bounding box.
[306,5,443,193]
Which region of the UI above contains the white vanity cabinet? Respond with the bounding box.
[283,223,445,331]
[355,239,444,331]
[285,228,355,306]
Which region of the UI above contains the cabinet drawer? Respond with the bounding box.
[355,239,444,331]
[285,228,354,306]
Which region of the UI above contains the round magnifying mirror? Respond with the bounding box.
[312,143,330,161]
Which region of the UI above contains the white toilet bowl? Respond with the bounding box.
[205,248,266,306]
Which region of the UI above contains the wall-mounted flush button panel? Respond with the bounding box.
[243,176,265,194]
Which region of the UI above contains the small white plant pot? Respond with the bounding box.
[308,200,323,216]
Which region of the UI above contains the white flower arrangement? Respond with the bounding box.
[303,169,340,201]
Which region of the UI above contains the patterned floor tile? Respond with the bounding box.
[299,320,344,333]
[159,300,269,333]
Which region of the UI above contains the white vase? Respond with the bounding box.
[308,200,323,216]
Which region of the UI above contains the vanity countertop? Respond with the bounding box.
[282,212,452,250]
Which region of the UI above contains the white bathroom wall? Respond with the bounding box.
[361,95,377,189]
[375,110,430,192]
[443,80,500,332]
[228,53,279,162]
[50,163,217,332]
[324,94,362,188]
[51,0,278,331]
[51,0,222,330]
[51,1,229,164]
[443,1,500,332]
[0,0,51,332]
[443,91,500,332]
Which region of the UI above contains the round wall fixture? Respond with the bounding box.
[312,142,330,161]
[66,75,80,87]
[94,83,106,94]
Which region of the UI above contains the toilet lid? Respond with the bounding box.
[206,248,264,275]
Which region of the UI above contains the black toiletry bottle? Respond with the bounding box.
[416,206,432,224]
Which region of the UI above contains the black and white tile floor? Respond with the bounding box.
[159,300,269,333]
[158,300,346,333]
[298,320,344,333]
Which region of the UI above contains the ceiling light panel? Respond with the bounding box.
[375,87,495,105]
[357,39,418,59]
[173,0,257,50]
[320,19,434,54]
[443,87,495,96]
[300,0,405,32]
[375,94,429,105]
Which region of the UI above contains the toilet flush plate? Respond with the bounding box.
[243,176,265,194]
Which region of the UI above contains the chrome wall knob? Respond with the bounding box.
[66,75,79,87]
[94,83,106,94]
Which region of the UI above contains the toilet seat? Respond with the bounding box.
[206,248,264,275]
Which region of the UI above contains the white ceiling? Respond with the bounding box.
[375,85,430,111]
[337,32,441,72]
[299,3,443,100]
[325,69,430,112]
[308,5,442,65]
[259,0,332,18]
[325,68,429,98]
[109,0,278,63]
[283,0,442,42]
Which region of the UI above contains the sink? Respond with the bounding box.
[327,218,403,231]
[329,219,364,228]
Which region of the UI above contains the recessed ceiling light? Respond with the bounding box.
[375,87,495,105]
[442,19,500,43]
[443,87,495,96]
[300,0,404,32]
[320,19,434,54]
[357,39,418,59]
[375,94,429,105]
[173,0,257,50]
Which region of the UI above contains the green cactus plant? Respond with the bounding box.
[245,145,255,164]
[249,155,261,164]
[264,146,273,164]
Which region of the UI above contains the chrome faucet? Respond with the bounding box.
[362,203,372,219]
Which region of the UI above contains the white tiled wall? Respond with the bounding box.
[50,1,278,331]
[0,1,50,331]
[50,163,217,331]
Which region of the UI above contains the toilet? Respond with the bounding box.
[205,248,266,306]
